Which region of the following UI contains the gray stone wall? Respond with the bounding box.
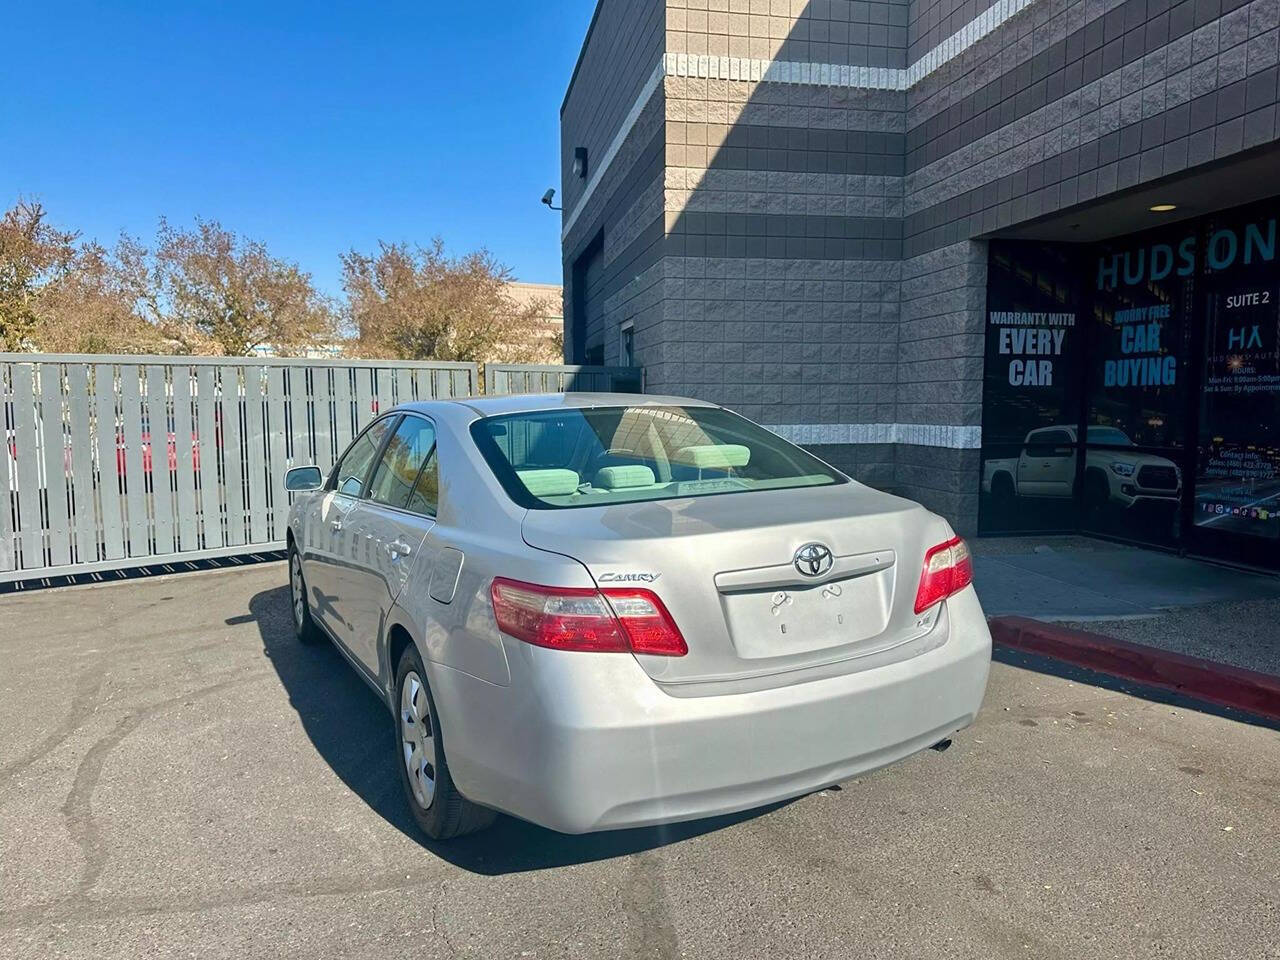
[561,0,1280,533]
[665,0,911,68]
[562,0,666,216]
[903,0,1279,253]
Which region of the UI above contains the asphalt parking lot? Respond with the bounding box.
[2,565,1278,960]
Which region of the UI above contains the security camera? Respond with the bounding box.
[541,189,557,206]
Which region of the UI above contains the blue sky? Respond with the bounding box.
[1,0,596,296]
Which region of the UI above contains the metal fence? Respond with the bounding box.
[487,364,644,395]
[1,355,642,585]
[0,355,477,584]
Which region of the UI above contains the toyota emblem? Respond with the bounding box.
[793,542,834,578]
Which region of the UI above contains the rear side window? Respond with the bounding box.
[368,416,437,511]
[471,405,846,510]
[404,450,440,517]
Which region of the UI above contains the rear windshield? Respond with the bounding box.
[470,405,847,509]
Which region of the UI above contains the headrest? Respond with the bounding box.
[516,468,580,497]
[594,465,657,490]
[673,444,750,470]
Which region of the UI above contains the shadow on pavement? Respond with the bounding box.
[242,585,784,875]
[995,646,1280,732]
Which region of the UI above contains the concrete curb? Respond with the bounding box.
[988,616,1280,724]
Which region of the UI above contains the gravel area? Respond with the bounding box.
[1059,598,1280,678]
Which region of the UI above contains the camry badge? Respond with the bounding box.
[599,572,661,584]
[794,542,834,578]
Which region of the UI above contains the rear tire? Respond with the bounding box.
[1083,470,1111,519]
[394,644,496,840]
[991,473,1016,515]
[288,544,323,645]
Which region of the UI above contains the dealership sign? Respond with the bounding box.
[1096,217,1276,290]
[989,310,1074,386]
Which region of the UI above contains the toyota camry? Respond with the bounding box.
[284,394,991,838]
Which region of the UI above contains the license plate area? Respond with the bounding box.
[720,569,893,660]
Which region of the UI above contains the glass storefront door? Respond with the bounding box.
[979,197,1280,571]
[1187,205,1280,567]
[1080,221,1195,551]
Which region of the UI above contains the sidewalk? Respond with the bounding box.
[972,536,1280,624]
[972,536,1280,719]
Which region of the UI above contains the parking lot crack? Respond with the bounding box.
[0,672,104,789]
[58,671,268,902]
[432,878,465,958]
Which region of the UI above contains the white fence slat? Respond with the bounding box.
[312,368,334,471]
[66,365,98,564]
[333,366,354,458]
[11,365,42,569]
[219,366,246,547]
[355,368,374,434]
[243,365,269,545]
[266,366,288,540]
[195,366,224,549]
[287,367,310,467]
[172,365,199,552]
[1,364,16,572]
[93,364,125,561]
[372,368,395,418]
[119,366,149,557]
[39,364,73,567]
[394,368,411,407]
[410,368,430,401]
[145,366,175,556]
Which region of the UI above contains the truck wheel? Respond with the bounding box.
[991,473,1016,518]
[1084,470,1111,516]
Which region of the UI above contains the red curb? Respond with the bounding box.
[988,616,1280,724]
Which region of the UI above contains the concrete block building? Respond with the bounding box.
[559,0,1280,569]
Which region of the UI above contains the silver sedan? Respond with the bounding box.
[285,394,992,838]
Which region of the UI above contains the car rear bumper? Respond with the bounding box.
[430,587,992,835]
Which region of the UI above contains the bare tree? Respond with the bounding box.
[0,201,78,351]
[34,241,171,354]
[151,218,338,357]
[342,240,549,363]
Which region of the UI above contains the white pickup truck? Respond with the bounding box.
[981,425,1181,510]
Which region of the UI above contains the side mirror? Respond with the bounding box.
[285,465,324,492]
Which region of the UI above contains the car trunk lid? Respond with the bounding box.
[520,482,953,687]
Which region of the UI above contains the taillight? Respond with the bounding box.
[490,578,687,657]
[914,536,973,614]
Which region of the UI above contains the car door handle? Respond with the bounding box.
[385,539,412,559]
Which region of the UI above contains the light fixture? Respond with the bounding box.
[573,147,589,180]
[1149,203,1177,212]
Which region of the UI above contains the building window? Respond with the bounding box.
[620,321,635,367]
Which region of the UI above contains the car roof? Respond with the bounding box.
[396,392,719,419]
